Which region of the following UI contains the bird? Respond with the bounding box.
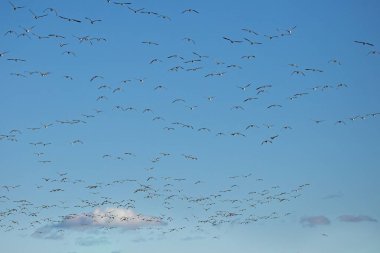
[241,55,256,60]
[368,50,380,55]
[71,139,84,145]
[85,17,102,24]
[354,40,374,46]
[328,59,342,65]
[182,9,199,14]
[128,7,145,13]
[244,38,262,45]
[0,51,9,57]
[267,104,282,109]
[8,1,24,11]
[292,70,305,76]
[335,120,346,125]
[183,37,196,44]
[7,58,26,63]
[231,132,246,137]
[29,10,48,19]
[4,30,18,36]
[261,140,272,145]
[231,105,245,110]
[58,15,82,23]
[149,58,162,64]
[223,36,243,44]
[285,26,297,35]
[246,124,259,130]
[62,51,76,57]
[172,98,186,104]
[142,41,159,46]
[264,35,279,40]
[90,75,104,82]
[243,97,258,103]
[237,83,252,91]
[242,28,259,35]
[305,68,323,73]
[44,7,58,16]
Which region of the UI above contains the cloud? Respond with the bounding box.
[181,235,206,241]
[32,208,165,239]
[300,215,331,227]
[76,236,109,246]
[56,207,165,231]
[338,215,377,223]
[322,192,344,200]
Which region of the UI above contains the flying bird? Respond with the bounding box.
[8,1,24,11]
[182,9,199,14]
[85,17,102,24]
[354,40,374,46]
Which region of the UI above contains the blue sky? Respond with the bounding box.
[0,0,380,252]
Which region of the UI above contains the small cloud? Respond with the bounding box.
[322,192,344,200]
[76,236,109,247]
[338,215,377,223]
[32,208,165,239]
[181,235,206,241]
[300,215,330,227]
[31,226,64,240]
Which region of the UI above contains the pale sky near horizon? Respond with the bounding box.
[0,0,379,252]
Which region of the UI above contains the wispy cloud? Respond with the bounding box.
[322,192,344,200]
[338,215,378,223]
[300,215,331,227]
[181,235,206,241]
[32,208,165,239]
[76,236,109,246]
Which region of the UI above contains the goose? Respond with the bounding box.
[267,104,282,109]
[183,37,195,44]
[223,36,243,44]
[8,1,24,11]
[354,40,374,46]
[246,124,259,130]
[244,38,262,45]
[242,28,259,35]
[264,34,279,40]
[182,9,199,14]
[85,17,102,24]
[368,50,380,55]
[237,83,251,91]
[90,75,104,82]
[292,70,305,76]
[243,97,258,102]
[142,41,159,46]
[29,10,48,19]
[58,15,82,23]
[128,7,145,13]
[0,51,9,57]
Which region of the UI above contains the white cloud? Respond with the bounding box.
[57,207,165,230]
[32,208,165,239]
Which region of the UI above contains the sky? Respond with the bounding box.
[0,0,380,252]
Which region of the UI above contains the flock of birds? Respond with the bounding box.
[1,170,311,238]
[0,0,379,243]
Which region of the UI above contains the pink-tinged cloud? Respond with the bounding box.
[338,215,378,223]
[57,208,165,230]
[32,208,165,239]
[300,215,331,227]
